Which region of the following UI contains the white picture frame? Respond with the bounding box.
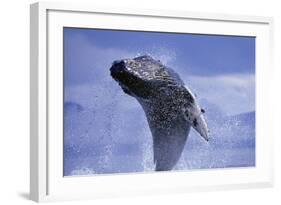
[30,2,274,202]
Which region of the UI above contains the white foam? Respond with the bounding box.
[70,167,96,175]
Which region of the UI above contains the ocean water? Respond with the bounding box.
[63,87,255,176]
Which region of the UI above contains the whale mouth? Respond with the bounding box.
[110,59,151,98]
[110,60,126,79]
[110,60,132,89]
[110,63,132,96]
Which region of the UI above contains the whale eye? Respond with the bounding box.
[201,108,205,113]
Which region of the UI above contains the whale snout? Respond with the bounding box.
[110,60,126,76]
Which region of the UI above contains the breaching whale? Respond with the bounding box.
[110,55,209,171]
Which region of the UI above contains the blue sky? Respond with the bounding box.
[64,28,255,78]
[64,27,255,116]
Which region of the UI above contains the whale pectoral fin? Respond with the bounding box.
[151,122,191,171]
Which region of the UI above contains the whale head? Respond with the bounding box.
[110,55,185,98]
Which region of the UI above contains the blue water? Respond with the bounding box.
[63,95,255,176]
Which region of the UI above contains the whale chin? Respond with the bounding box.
[119,84,134,96]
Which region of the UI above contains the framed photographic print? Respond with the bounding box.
[30,2,274,202]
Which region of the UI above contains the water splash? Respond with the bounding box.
[141,141,154,171]
[71,167,96,176]
[134,46,177,66]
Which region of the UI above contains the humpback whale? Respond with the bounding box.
[110,55,209,171]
